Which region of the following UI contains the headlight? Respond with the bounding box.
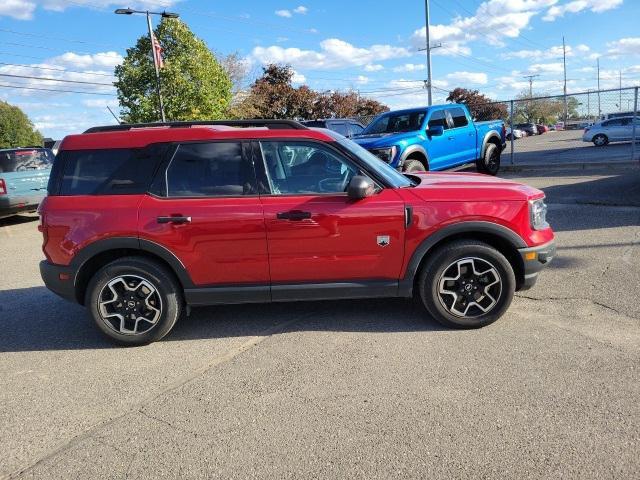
[369,146,397,163]
[529,198,549,230]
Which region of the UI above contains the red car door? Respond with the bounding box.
[138,141,269,292]
[255,140,406,295]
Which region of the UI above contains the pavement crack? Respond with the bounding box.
[515,294,638,320]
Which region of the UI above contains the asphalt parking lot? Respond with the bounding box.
[1,166,639,479]
[508,129,637,165]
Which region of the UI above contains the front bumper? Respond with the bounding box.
[40,260,78,303]
[517,240,556,290]
[0,194,44,219]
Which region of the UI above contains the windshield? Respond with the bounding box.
[316,130,413,188]
[0,148,54,173]
[361,110,427,135]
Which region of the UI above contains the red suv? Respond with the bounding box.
[39,120,555,345]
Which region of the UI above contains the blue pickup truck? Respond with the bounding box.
[353,104,506,175]
[0,147,53,218]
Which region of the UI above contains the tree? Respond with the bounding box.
[446,88,508,120]
[230,64,388,120]
[514,90,563,124]
[0,100,42,148]
[115,18,232,123]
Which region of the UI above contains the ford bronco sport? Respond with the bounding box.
[39,120,555,345]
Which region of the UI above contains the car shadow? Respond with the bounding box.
[0,286,447,353]
[0,214,39,228]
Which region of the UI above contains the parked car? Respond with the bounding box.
[515,123,538,136]
[301,119,365,138]
[39,119,554,345]
[582,116,640,146]
[0,147,53,219]
[506,127,524,140]
[352,105,506,175]
[536,124,549,134]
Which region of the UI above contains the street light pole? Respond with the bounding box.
[424,0,433,106]
[146,11,166,122]
[115,8,179,122]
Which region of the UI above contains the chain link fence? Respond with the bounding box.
[493,86,639,166]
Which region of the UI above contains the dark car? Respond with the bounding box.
[39,119,554,345]
[515,123,538,136]
[301,119,365,138]
[0,147,53,219]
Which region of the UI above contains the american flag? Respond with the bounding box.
[151,32,164,69]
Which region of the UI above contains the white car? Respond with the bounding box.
[506,127,524,140]
[583,116,640,146]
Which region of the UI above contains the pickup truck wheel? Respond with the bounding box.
[418,240,516,329]
[86,256,183,346]
[476,143,500,175]
[403,158,427,172]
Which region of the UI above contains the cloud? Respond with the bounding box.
[393,63,426,73]
[82,98,119,108]
[356,75,369,85]
[410,0,558,53]
[251,38,411,70]
[291,71,306,84]
[275,5,307,18]
[0,0,35,20]
[606,37,640,57]
[543,0,623,21]
[445,71,488,85]
[52,51,123,69]
[364,64,384,72]
[502,43,590,61]
[527,62,565,74]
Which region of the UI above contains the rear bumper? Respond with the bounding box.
[40,260,78,303]
[518,240,556,290]
[0,194,44,218]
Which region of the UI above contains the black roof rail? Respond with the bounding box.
[83,119,308,134]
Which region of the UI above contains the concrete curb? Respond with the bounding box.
[501,161,640,172]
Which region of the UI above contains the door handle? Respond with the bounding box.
[276,210,312,221]
[157,215,192,224]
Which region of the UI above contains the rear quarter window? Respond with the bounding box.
[55,145,166,195]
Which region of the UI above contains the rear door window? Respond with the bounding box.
[349,123,365,136]
[166,142,256,197]
[328,122,349,137]
[0,149,54,173]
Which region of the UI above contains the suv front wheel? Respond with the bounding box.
[86,256,183,345]
[418,240,516,328]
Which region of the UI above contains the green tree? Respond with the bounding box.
[514,91,563,124]
[115,18,232,122]
[0,100,42,148]
[446,88,508,121]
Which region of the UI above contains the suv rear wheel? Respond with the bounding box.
[403,158,427,172]
[86,256,183,345]
[418,240,515,328]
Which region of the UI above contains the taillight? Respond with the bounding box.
[0,178,6,195]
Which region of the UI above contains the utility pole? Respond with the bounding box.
[562,36,568,123]
[421,0,439,106]
[523,74,540,97]
[619,70,622,111]
[597,58,601,116]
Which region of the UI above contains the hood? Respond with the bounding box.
[353,130,423,149]
[406,172,544,202]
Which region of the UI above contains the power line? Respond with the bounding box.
[0,83,115,96]
[0,73,114,87]
[0,28,117,49]
[0,62,115,78]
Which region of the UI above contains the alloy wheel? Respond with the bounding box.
[437,257,502,318]
[97,275,162,335]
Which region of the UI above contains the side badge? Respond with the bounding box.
[377,235,390,247]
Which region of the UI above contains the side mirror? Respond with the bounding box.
[347,175,375,200]
[428,125,444,137]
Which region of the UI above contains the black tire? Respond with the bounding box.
[417,240,516,329]
[86,256,183,346]
[592,134,608,147]
[403,158,427,172]
[476,143,500,175]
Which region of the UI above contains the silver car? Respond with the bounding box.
[582,116,640,146]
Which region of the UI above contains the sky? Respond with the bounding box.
[0,0,639,139]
